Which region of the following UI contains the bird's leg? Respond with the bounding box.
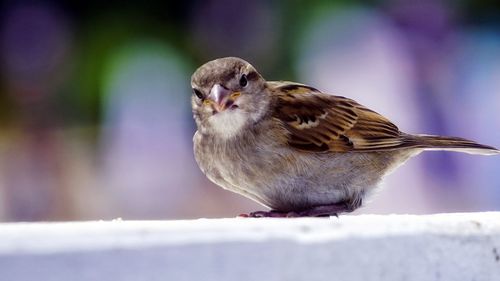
[240,210,290,218]
[240,198,362,218]
[288,203,349,217]
[240,205,344,218]
[289,199,362,217]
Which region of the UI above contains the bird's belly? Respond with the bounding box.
[240,153,364,211]
[196,133,411,212]
[212,149,379,211]
[233,150,412,211]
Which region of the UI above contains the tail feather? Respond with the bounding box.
[405,134,499,156]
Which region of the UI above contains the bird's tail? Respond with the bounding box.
[404,134,499,156]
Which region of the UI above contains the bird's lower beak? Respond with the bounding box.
[206,84,240,112]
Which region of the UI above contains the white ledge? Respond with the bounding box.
[1,213,500,281]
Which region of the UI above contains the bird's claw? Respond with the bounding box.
[239,202,352,218]
[238,210,338,218]
[238,210,289,218]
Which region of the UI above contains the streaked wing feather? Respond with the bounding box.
[271,82,404,152]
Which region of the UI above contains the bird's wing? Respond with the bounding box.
[270,82,406,152]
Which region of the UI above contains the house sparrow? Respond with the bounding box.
[191,57,499,217]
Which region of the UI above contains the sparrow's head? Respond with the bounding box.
[191,57,271,138]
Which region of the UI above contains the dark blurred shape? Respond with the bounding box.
[0,3,73,221]
[189,0,281,72]
[1,3,71,105]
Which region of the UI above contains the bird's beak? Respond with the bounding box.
[206,84,240,112]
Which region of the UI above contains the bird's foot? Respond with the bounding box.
[291,199,361,217]
[240,201,357,218]
[290,204,347,217]
[288,197,362,217]
[239,210,290,218]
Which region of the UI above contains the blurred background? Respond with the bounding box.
[0,0,499,221]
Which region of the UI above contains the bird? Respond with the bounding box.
[190,57,499,217]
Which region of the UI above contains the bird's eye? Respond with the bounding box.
[193,89,203,100]
[239,74,248,87]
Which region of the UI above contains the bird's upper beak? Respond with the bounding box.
[206,84,240,112]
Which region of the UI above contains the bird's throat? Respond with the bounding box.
[208,110,248,140]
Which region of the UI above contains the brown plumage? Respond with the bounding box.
[270,81,498,154]
[191,57,499,217]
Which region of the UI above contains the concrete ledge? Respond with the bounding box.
[1,213,499,281]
